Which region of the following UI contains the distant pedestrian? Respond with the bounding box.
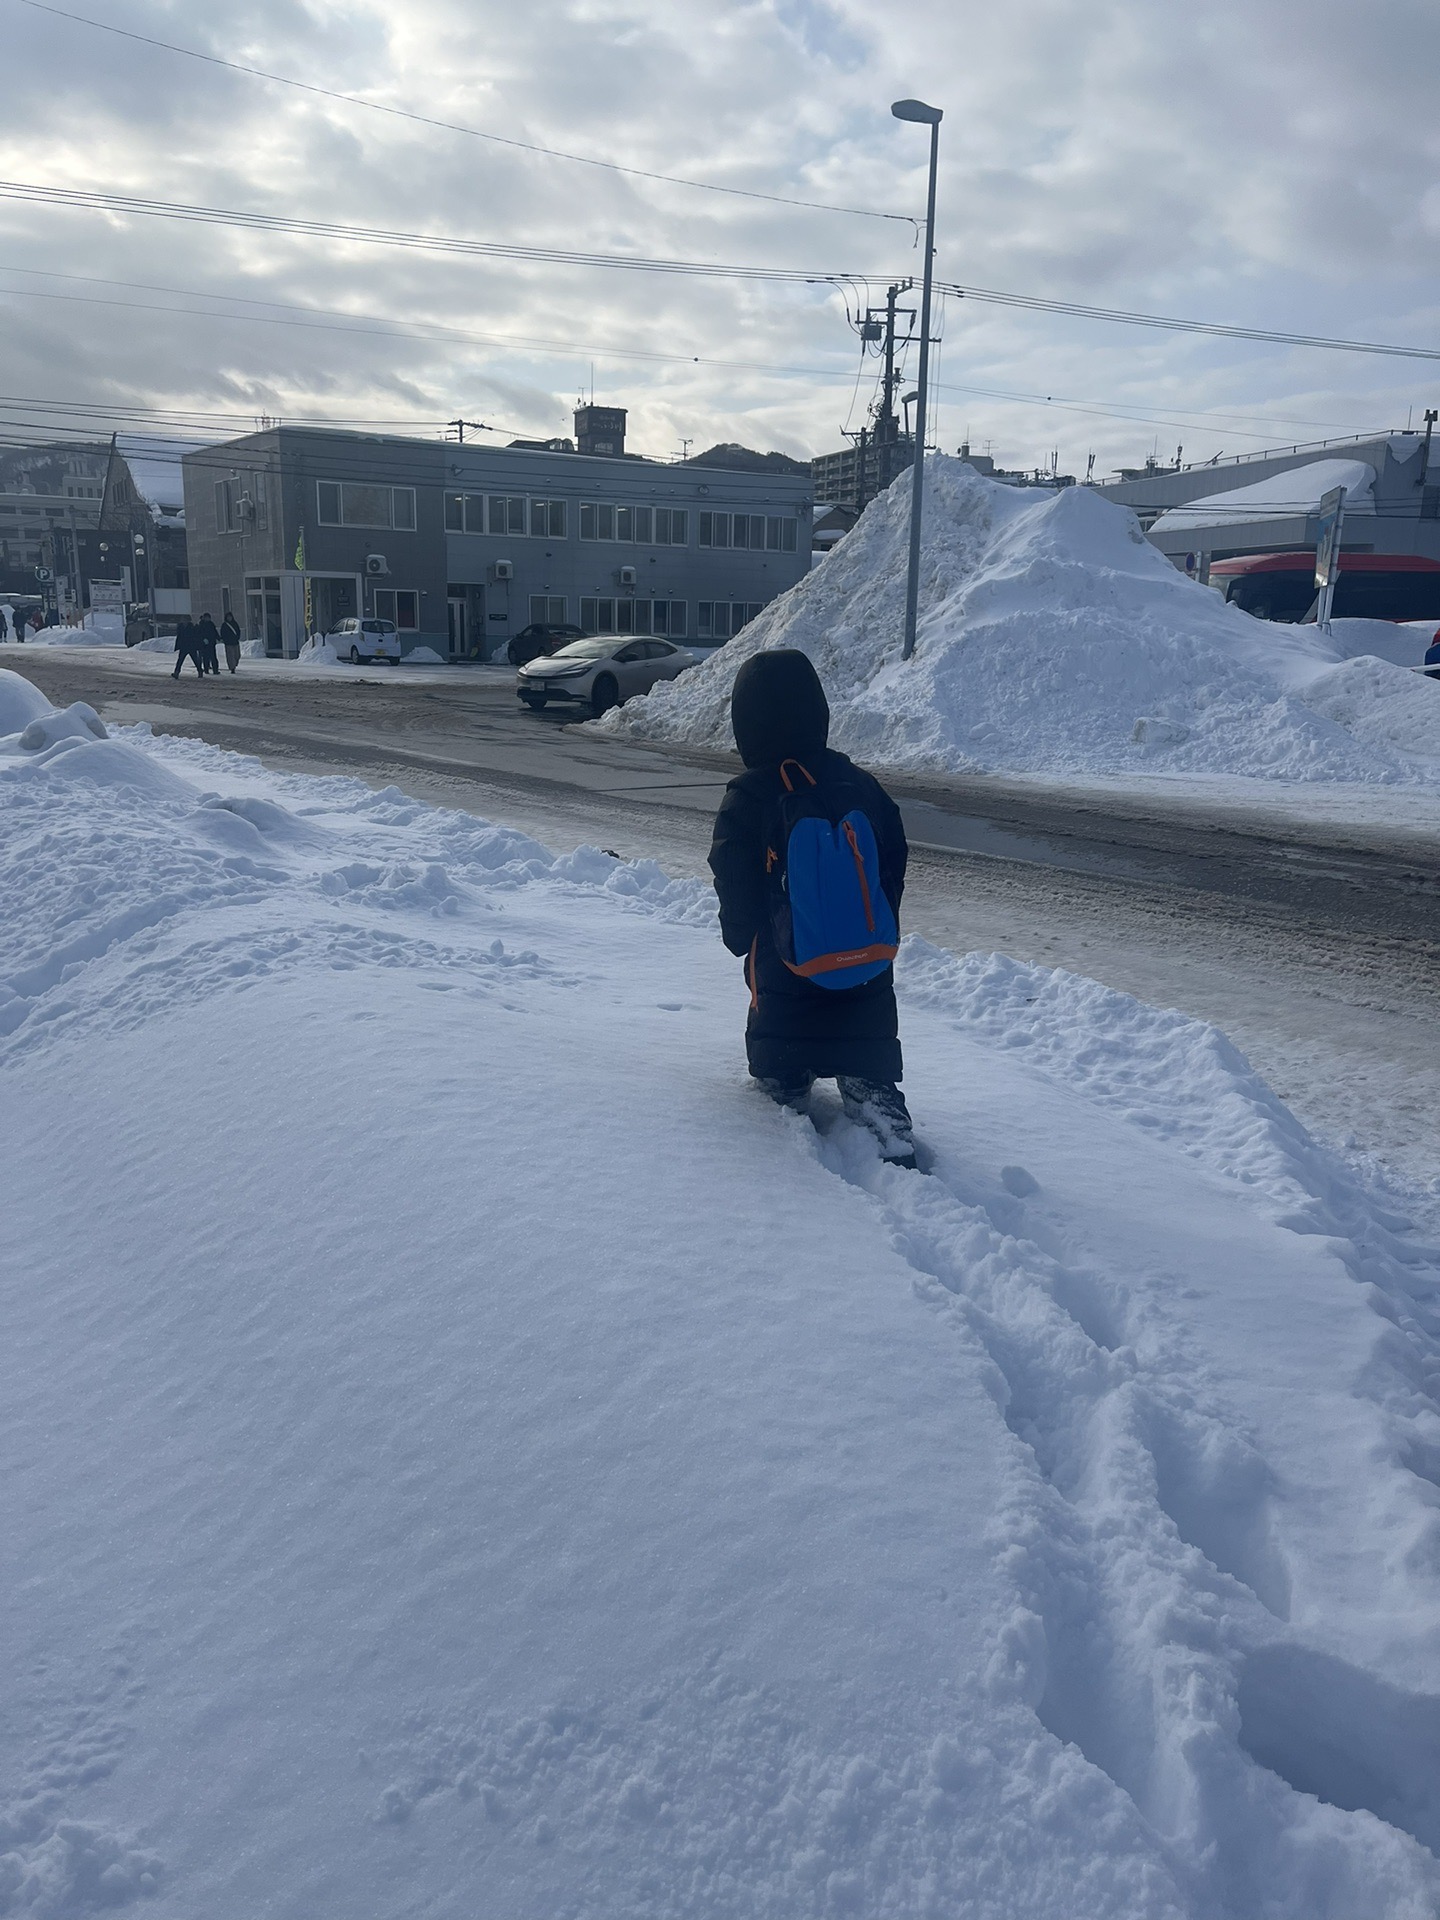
[172,617,204,679]
[27,608,42,637]
[1425,631,1440,679]
[220,610,241,674]
[196,612,220,675]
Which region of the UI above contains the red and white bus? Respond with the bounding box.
[1208,551,1440,624]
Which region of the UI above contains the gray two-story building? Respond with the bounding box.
[181,408,813,659]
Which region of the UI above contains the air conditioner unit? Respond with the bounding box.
[365,553,389,576]
[492,559,514,581]
[618,565,637,587]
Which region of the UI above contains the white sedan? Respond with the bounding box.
[325,617,401,664]
[516,635,696,716]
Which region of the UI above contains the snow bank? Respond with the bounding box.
[3,719,1439,1916]
[0,666,52,736]
[402,644,445,663]
[603,458,1440,786]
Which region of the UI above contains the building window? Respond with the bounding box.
[696,601,765,640]
[372,588,420,629]
[529,499,567,538]
[699,512,796,552]
[577,598,686,637]
[579,503,687,544]
[446,492,489,533]
[487,496,525,535]
[529,595,567,623]
[316,481,417,530]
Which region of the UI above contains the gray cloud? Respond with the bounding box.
[0,0,1435,478]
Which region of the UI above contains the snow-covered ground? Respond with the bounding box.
[2,638,499,687]
[604,459,1440,806]
[4,672,1440,1918]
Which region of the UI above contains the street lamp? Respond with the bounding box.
[891,96,943,662]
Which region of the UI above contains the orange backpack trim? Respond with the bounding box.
[784,941,899,980]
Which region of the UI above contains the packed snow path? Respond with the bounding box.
[3,685,1439,1918]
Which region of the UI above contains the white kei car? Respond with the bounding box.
[516,635,697,716]
[326,616,401,664]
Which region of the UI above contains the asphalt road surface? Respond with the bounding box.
[8,647,1440,1213]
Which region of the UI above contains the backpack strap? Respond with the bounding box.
[778,759,817,793]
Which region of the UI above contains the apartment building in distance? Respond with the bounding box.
[181,407,813,658]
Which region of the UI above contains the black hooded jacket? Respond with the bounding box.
[708,649,907,1084]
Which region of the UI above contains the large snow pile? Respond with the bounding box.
[3,677,1439,1915]
[603,458,1440,785]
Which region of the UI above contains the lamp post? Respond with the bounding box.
[891,96,943,661]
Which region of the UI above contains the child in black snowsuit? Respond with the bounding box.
[708,649,917,1168]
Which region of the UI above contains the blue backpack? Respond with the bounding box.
[765,759,899,991]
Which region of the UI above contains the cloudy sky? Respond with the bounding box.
[2,0,1438,475]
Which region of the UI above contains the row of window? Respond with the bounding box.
[579,504,688,545]
[541,597,767,639]
[577,597,690,637]
[316,485,798,550]
[699,513,798,552]
[446,494,568,538]
[698,602,767,639]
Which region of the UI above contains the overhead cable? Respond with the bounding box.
[941,281,1440,363]
[4,176,1433,368]
[13,0,916,229]
[0,179,858,286]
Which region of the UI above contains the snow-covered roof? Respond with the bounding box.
[1150,458,1376,535]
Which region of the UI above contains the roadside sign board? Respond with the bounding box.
[1314,486,1345,591]
[89,579,126,613]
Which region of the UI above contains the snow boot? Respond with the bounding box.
[836,1077,919,1168]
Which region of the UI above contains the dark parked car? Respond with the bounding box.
[507,622,586,667]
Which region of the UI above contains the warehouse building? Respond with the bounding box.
[182,408,813,659]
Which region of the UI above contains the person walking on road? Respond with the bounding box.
[196,612,221,675]
[172,617,204,679]
[708,648,918,1169]
[220,609,242,674]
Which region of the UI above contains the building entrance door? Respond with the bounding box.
[447,597,466,657]
[311,575,358,635]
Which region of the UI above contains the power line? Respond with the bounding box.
[0,178,863,287]
[942,280,1440,364]
[0,266,865,385]
[5,175,1433,371]
[13,0,916,230]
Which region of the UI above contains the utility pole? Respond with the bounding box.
[447,419,488,443]
[891,96,943,662]
[853,280,915,503]
[1419,408,1437,485]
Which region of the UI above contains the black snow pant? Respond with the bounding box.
[172,645,203,679]
[758,1074,915,1162]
